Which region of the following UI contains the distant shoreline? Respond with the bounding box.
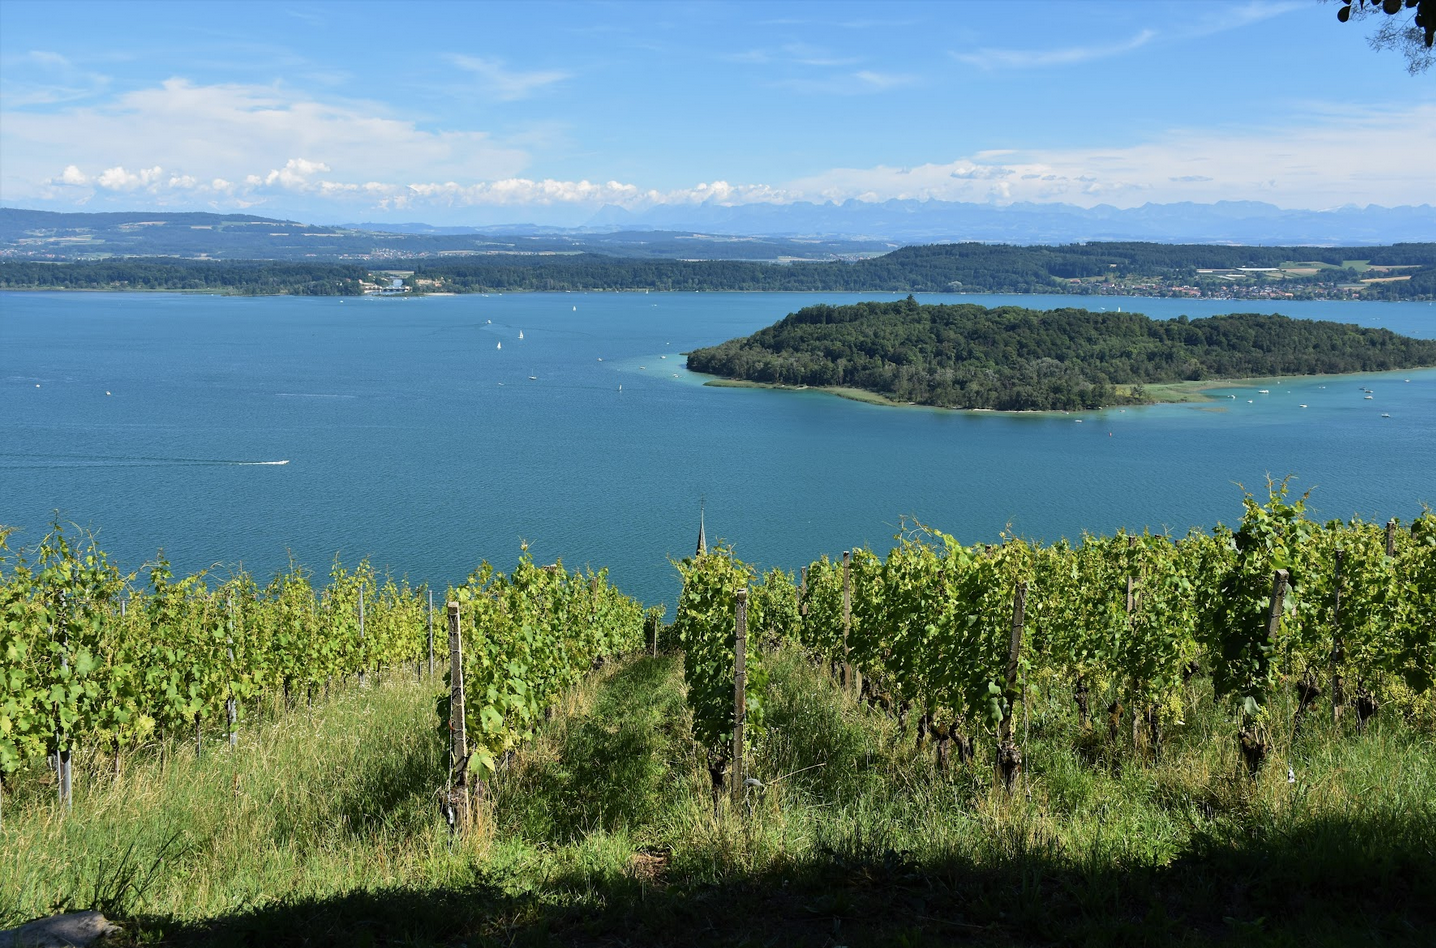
[1,285,1424,305]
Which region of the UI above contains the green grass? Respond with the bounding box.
[2,652,1433,946]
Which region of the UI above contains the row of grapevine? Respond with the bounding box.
[669,551,794,805]
[444,549,645,797]
[1,524,435,798]
[2,522,650,830]
[672,485,1436,793]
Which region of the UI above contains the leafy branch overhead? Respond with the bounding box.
[1338,0,1434,73]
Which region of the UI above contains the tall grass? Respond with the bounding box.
[2,647,1432,946]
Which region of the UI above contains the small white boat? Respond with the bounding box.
[1382,413,1391,418]
[1365,395,1374,400]
[660,355,666,359]
[1074,419,1083,423]
[529,375,537,381]
[496,341,501,350]
[518,331,524,339]
[1300,404,1308,408]
[618,384,622,392]
[1258,389,1269,394]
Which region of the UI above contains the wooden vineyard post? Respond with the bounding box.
[427,590,435,678]
[997,582,1028,794]
[226,595,238,747]
[732,588,748,810]
[54,594,72,811]
[357,583,366,687]
[1386,518,1398,557]
[1126,535,1141,752]
[842,550,853,693]
[445,602,470,834]
[1331,549,1346,722]
[798,566,808,617]
[648,611,659,657]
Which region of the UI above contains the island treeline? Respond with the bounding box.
[2,240,1432,299]
[685,298,1436,411]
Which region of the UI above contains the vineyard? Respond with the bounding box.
[2,489,1434,945]
[671,482,1435,799]
[0,524,646,822]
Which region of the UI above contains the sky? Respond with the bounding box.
[1,0,1433,227]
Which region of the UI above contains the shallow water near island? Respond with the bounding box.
[3,290,1434,605]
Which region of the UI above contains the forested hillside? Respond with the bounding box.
[0,259,366,295]
[3,239,1431,299]
[686,298,1436,411]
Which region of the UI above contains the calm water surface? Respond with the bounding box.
[3,290,1434,605]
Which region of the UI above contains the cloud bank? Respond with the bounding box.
[4,78,1432,224]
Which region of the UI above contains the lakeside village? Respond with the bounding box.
[1057,261,1422,301]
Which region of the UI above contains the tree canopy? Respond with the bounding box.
[686,298,1436,411]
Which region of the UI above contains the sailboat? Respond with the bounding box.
[496,341,501,350]
[518,331,524,339]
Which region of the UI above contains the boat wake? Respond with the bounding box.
[276,392,356,399]
[0,453,290,468]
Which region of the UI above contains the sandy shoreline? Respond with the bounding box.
[700,368,1433,414]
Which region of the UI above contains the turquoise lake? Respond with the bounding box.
[3,290,1434,606]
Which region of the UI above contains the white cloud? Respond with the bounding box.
[727,43,860,67]
[447,55,570,101]
[781,103,1436,208]
[952,30,1156,70]
[854,70,915,90]
[2,79,530,204]
[95,165,164,190]
[7,78,1431,221]
[265,158,332,188]
[4,50,112,107]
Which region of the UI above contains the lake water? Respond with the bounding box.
[3,290,1434,607]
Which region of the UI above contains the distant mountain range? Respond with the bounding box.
[581,198,1436,245]
[3,199,1433,263]
[0,208,894,262]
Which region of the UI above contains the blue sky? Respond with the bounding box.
[2,0,1432,225]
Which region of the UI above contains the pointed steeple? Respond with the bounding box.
[696,500,707,556]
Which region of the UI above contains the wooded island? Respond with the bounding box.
[685,297,1436,411]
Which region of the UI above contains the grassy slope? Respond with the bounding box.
[2,652,1433,946]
